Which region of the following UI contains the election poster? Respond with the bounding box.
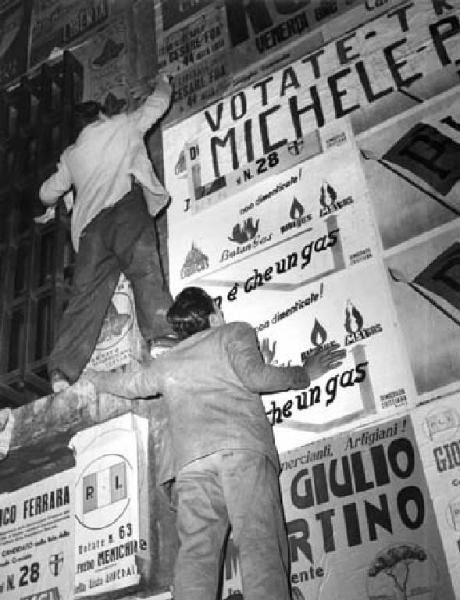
[156,0,407,125]
[184,257,416,452]
[224,0,404,78]
[72,12,132,114]
[0,470,75,599]
[357,84,460,252]
[168,134,378,291]
[221,413,456,599]
[384,222,460,402]
[163,0,460,219]
[157,0,214,32]
[86,274,143,373]
[278,413,456,600]
[156,3,232,123]
[71,413,149,597]
[165,112,353,226]
[411,393,460,597]
[29,0,111,68]
[172,213,378,302]
[0,0,32,86]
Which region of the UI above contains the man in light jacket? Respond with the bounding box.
[85,286,346,600]
[39,73,174,392]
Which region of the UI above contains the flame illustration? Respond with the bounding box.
[344,300,364,334]
[228,218,259,244]
[319,181,337,209]
[311,318,327,347]
[290,197,304,220]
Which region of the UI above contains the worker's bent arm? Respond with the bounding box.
[130,76,172,134]
[39,154,72,205]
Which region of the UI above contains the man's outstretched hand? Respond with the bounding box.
[303,342,347,382]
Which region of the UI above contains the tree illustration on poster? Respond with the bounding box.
[367,544,437,600]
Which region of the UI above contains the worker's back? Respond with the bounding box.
[158,321,279,473]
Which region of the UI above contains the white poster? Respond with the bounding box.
[164,0,460,225]
[168,135,378,293]
[187,259,416,453]
[411,393,460,597]
[279,413,455,600]
[0,471,75,599]
[71,413,149,597]
[221,413,457,600]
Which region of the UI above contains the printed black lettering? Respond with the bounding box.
[287,518,313,562]
[383,38,423,88]
[430,16,460,66]
[355,60,393,103]
[204,102,223,131]
[328,68,360,118]
[259,105,286,153]
[336,32,360,64]
[301,49,325,78]
[225,0,273,46]
[253,76,274,106]
[281,66,301,95]
[365,494,393,540]
[210,128,238,177]
[344,503,362,546]
[289,88,325,137]
[316,508,336,552]
[386,3,413,33]
[397,486,424,529]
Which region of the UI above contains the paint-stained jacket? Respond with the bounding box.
[89,321,310,476]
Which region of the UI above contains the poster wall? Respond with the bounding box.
[163,0,460,222]
[29,0,110,68]
[71,413,149,597]
[221,414,456,600]
[166,115,351,226]
[357,84,460,252]
[155,0,411,125]
[384,223,460,402]
[168,126,376,277]
[278,413,455,599]
[189,258,415,452]
[0,471,75,599]
[156,2,232,124]
[72,12,132,114]
[412,393,460,597]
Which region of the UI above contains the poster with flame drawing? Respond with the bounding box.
[163,1,460,227]
[188,258,416,453]
[168,139,378,296]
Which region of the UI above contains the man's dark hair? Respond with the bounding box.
[167,286,215,339]
[72,101,105,138]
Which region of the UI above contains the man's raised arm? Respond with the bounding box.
[130,73,172,134]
